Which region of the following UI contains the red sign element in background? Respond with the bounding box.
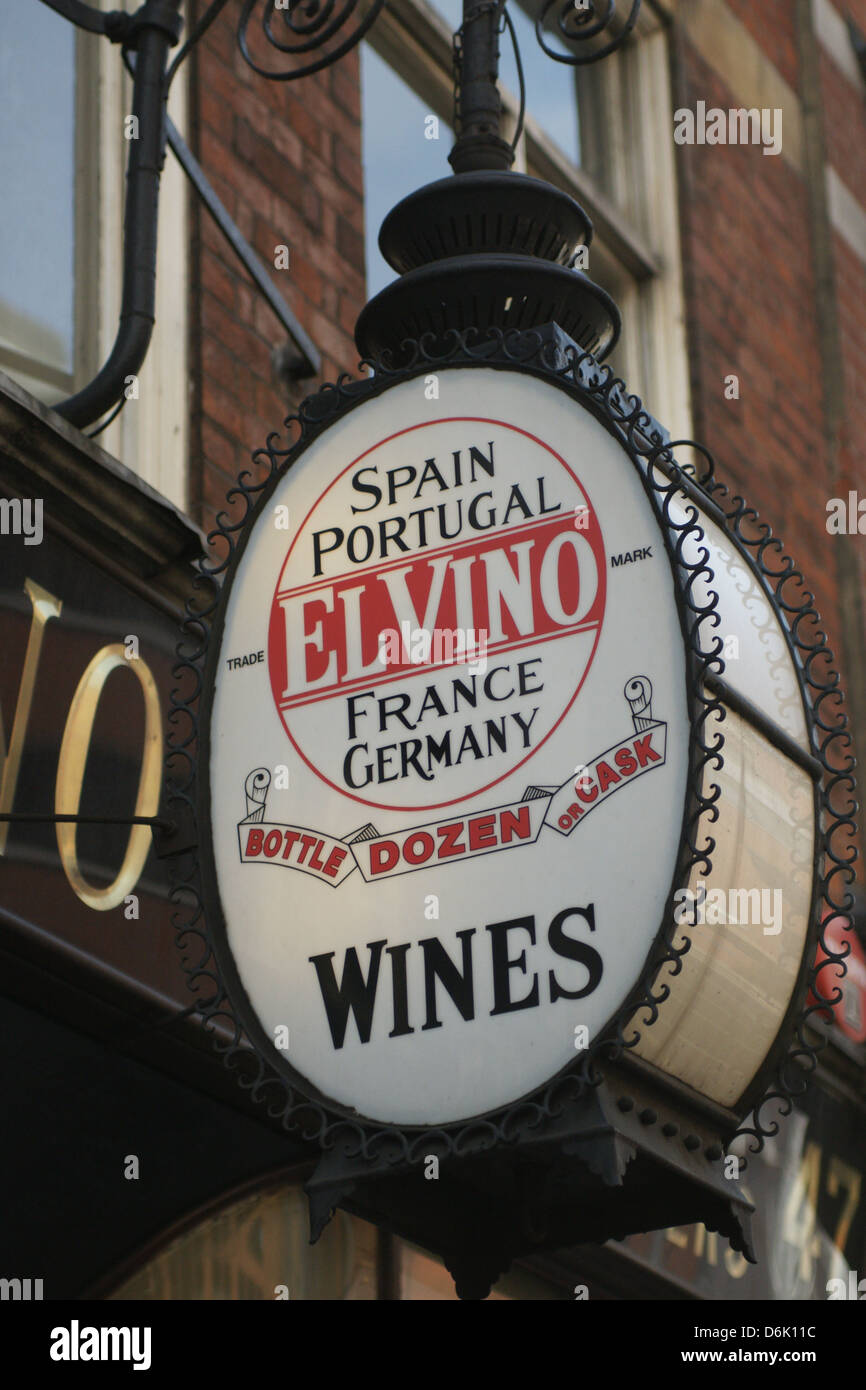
[809,911,866,1046]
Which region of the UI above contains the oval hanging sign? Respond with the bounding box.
[203,364,691,1128]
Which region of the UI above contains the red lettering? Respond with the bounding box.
[370,840,399,875]
[614,746,637,776]
[263,829,282,858]
[309,838,327,871]
[596,760,621,793]
[577,777,598,804]
[245,828,264,856]
[634,733,660,767]
[297,833,317,864]
[436,821,466,858]
[468,815,497,851]
[275,513,604,711]
[405,831,435,865]
[500,805,531,844]
[281,829,300,859]
[323,845,348,878]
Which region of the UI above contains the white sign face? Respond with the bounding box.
[208,368,689,1126]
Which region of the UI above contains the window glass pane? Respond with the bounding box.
[0,0,76,374]
[361,44,454,297]
[109,1185,378,1300]
[426,0,580,164]
[397,1239,565,1298]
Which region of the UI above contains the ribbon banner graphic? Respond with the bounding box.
[237,676,667,886]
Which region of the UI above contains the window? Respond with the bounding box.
[0,0,189,510]
[361,0,691,441]
[108,1183,379,1300]
[361,44,455,297]
[0,0,80,399]
[103,1176,566,1299]
[427,0,582,163]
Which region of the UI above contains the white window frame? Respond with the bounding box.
[1,2,189,511]
[0,7,89,398]
[364,0,691,441]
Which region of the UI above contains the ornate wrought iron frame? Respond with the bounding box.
[535,0,642,67]
[166,327,854,1178]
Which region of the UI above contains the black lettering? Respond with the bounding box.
[387,465,417,505]
[312,526,343,577]
[437,500,463,539]
[350,466,382,513]
[611,548,652,567]
[343,742,373,788]
[469,442,495,480]
[420,930,476,1029]
[376,744,400,782]
[346,525,374,564]
[548,905,603,1002]
[414,457,449,496]
[347,691,374,740]
[484,717,508,755]
[511,707,539,746]
[454,724,483,763]
[517,658,544,696]
[400,738,433,781]
[467,491,496,530]
[482,665,514,701]
[409,506,435,547]
[309,940,387,1048]
[379,515,410,557]
[378,691,415,732]
[452,675,477,710]
[537,476,561,514]
[502,483,532,523]
[487,917,540,1015]
[425,731,452,770]
[386,943,414,1037]
[417,684,448,720]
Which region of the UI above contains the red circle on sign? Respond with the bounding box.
[267,417,607,812]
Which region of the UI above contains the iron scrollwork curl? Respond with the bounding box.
[166,326,852,1185]
[237,0,386,81]
[535,0,641,66]
[695,472,857,1162]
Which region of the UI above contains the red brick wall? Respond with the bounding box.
[673,1,866,874]
[724,0,799,91]
[820,10,866,733]
[187,7,366,532]
[672,42,839,618]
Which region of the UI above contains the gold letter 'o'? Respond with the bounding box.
[55,645,162,911]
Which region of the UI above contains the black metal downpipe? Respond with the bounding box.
[55,0,183,430]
